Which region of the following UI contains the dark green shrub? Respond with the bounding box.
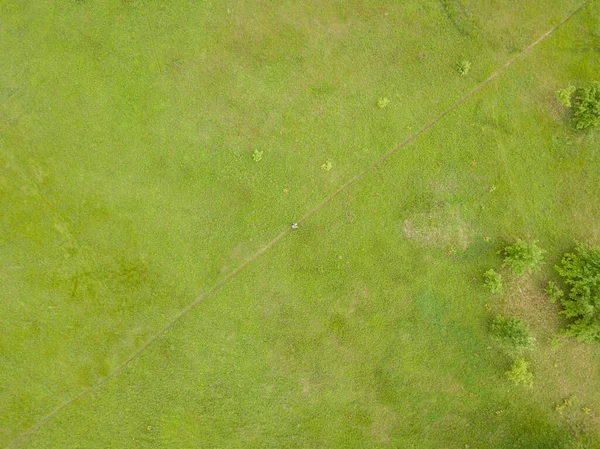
[483,269,503,294]
[502,239,545,275]
[491,315,535,355]
[572,81,600,130]
[555,243,600,342]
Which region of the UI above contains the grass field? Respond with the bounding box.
[2,0,600,447]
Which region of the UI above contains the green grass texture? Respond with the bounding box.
[1,0,600,447]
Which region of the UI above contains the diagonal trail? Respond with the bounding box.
[6,1,592,447]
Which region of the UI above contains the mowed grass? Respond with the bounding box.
[1,0,600,447]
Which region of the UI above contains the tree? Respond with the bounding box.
[491,315,536,356]
[572,81,600,130]
[555,243,600,342]
[503,239,545,275]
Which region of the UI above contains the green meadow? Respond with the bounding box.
[2,0,600,447]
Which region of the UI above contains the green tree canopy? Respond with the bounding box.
[503,239,545,275]
[572,81,600,130]
[556,243,600,342]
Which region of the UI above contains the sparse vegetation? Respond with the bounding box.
[555,395,576,414]
[550,336,565,351]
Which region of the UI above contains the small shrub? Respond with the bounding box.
[555,395,577,414]
[545,281,564,304]
[457,60,471,76]
[502,239,545,275]
[491,315,535,355]
[555,243,600,342]
[549,336,565,351]
[483,269,503,294]
[377,97,390,108]
[506,356,533,388]
[572,81,600,130]
[556,85,576,107]
[252,149,263,162]
[321,160,332,171]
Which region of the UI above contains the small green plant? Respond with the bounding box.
[502,239,545,275]
[556,85,576,107]
[545,281,564,304]
[377,97,390,108]
[555,395,577,414]
[506,356,533,388]
[457,60,471,76]
[491,315,535,356]
[572,81,600,130]
[549,336,565,351]
[252,149,263,162]
[483,269,503,294]
[321,160,332,171]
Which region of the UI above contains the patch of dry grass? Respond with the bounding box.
[403,203,471,251]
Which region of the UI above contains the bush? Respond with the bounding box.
[506,356,533,388]
[456,60,471,76]
[502,239,545,275]
[572,81,600,130]
[545,281,564,304]
[491,315,535,356]
[321,160,332,172]
[252,149,263,162]
[555,243,600,342]
[376,97,390,108]
[483,269,503,294]
[556,85,576,107]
